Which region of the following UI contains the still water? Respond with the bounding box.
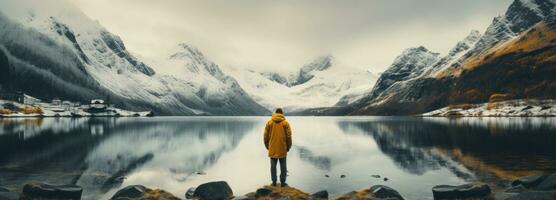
[1,117,556,199]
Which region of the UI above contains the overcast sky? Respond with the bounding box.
[70,0,512,73]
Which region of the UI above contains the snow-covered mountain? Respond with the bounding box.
[261,55,334,87]
[365,46,440,102]
[225,56,378,112]
[0,0,268,115]
[332,0,556,115]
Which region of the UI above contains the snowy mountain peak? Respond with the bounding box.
[467,0,556,57]
[172,43,206,60]
[505,0,556,33]
[170,43,224,77]
[300,54,334,73]
[261,54,335,87]
[389,46,439,73]
[366,46,439,99]
[426,30,483,76]
[448,30,482,57]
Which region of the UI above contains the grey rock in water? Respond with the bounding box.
[185,187,196,199]
[340,175,346,178]
[111,185,146,199]
[194,181,233,200]
[370,185,404,200]
[371,175,381,178]
[311,190,329,199]
[432,183,491,199]
[21,182,82,200]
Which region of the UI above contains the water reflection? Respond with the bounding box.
[0,117,555,200]
[339,117,556,186]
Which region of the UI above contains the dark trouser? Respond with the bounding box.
[270,157,287,183]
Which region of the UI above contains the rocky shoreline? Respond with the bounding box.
[421,99,556,117]
[1,173,555,200]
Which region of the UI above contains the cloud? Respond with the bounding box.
[70,0,512,73]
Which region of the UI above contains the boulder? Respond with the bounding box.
[193,181,233,200]
[185,187,196,199]
[432,183,491,199]
[370,185,404,200]
[255,188,273,198]
[111,185,147,199]
[511,174,547,188]
[536,173,556,190]
[506,191,556,200]
[21,182,82,200]
[311,190,328,199]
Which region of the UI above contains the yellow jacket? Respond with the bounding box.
[263,113,292,158]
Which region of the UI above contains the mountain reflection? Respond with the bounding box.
[0,117,256,199]
[338,117,556,184]
[296,145,332,170]
[1,117,555,200]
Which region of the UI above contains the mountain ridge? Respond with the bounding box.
[0,0,268,116]
[344,0,556,115]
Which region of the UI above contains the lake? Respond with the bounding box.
[1,116,556,199]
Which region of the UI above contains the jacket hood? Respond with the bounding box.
[271,113,285,122]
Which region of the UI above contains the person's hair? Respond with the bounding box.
[275,108,283,114]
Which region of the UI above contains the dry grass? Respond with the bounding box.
[20,106,42,114]
[249,185,311,200]
[335,189,376,200]
[109,188,182,200]
[0,108,14,114]
[487,93,513,110]
[489,93,512,103]
[438,22,556,78]
[448,104,476,110]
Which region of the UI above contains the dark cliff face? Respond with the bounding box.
[0,47,11,90]
[505,0,554,33]
[0,14,101,102]
[99,31,155,76]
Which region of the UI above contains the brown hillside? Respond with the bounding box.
[353,21,556,115]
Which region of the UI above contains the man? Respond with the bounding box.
[263,108,292,187]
